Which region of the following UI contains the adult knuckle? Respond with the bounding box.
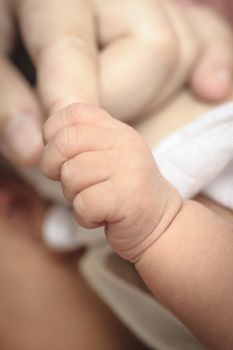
[56,36,96,58]
[182,36,201,68]
[37,35,95,64]
[139,27,179,66]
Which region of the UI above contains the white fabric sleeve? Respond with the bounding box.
[154,102,233,209]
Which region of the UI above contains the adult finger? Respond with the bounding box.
[14,0,99,113]
[0,1,43,166]
[150,0,200,108]
[0,56,44,165]
[96,0,179,121]
[186,4,233,101]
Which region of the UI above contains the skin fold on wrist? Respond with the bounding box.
[131,182,183,264]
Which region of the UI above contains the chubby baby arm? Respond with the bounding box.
[41,103,233,349]
[136,200,233,350]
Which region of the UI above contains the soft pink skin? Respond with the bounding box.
[179,0,233,24]
[41,103,182,263]
[0,0,233,168]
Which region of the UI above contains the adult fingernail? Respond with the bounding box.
[214,68,231,88]
[0,113,43,165]
[212,68,232,99]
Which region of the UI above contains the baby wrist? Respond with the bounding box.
[131,185,183,264]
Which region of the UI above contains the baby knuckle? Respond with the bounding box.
[37,35,95,64]
[42,119,53,144]
[53,130,68,158]
[55,126,78,158]
[60,161,72,188]
[73,195,85,220]
[40,154,50,178]
[129,131,150,153]
[73,193,93,224]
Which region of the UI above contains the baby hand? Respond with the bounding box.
[41,104,182,262]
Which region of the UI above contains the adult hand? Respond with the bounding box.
[179,0,233,24]
[0,0,98,166]
[0,0,232,167]
[96,0,233,120]
[177,0,233,102]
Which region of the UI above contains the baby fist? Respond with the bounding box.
[41,104,182,262]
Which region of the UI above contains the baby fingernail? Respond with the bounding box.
[0,113,43,165]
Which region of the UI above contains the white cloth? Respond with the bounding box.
[42,204,105,250]
[154,102,233,209]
